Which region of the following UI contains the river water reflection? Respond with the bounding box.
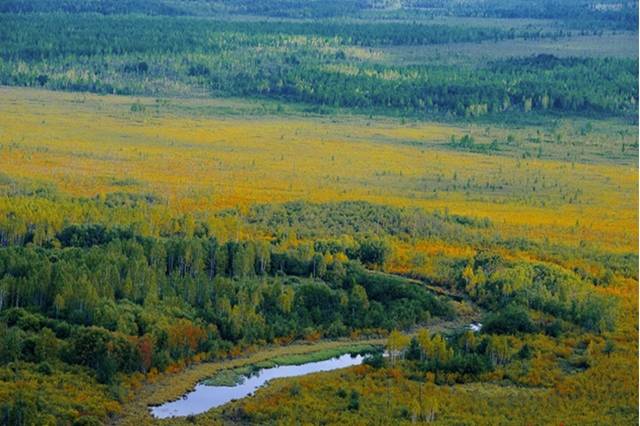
[150,353,366,419]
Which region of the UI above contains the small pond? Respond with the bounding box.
[150,353,367,419]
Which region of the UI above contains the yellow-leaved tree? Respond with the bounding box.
[387,330,409,365]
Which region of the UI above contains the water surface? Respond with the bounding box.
[150,353,366,418]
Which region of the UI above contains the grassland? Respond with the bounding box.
[378,31,639,66]
[1,87,637,255]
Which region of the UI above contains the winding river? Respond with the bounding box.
[150,352,367,419]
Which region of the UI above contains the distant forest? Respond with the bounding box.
[0,0,638,29]
[0,13,637,119]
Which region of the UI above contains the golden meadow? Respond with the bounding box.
[1,87,636,254]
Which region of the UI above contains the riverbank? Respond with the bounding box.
[202,344,380,387]
[113,339,384,426]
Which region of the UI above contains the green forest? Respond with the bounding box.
[0,13,637,119]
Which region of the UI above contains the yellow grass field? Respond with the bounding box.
[0,86,636,253]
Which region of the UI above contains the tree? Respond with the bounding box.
[387,330,409,365]
[356,238,390,268]
[68,327,110,369]
[458,331,477,353]
[405,337,422,361]
[0,326,24,363]
[416,328,431,361]
[462,263,477,293]
[214,244,230,277]
[231,242,255,278]
[485,335,511,366]
[603,339,615,357]
[518,343,533,360]
[483,305,536,334]
[96,352,117,384]
[273,286,293,315]
[363,352,385,369]
[426,334,453,366]
[137,334,154,373]
[312,253,327,278]
[255,241,271,275]
[347,390,360,411]
[348,284,369,327]
[34,327,58,362]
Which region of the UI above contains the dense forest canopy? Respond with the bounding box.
[0,13,636,119]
